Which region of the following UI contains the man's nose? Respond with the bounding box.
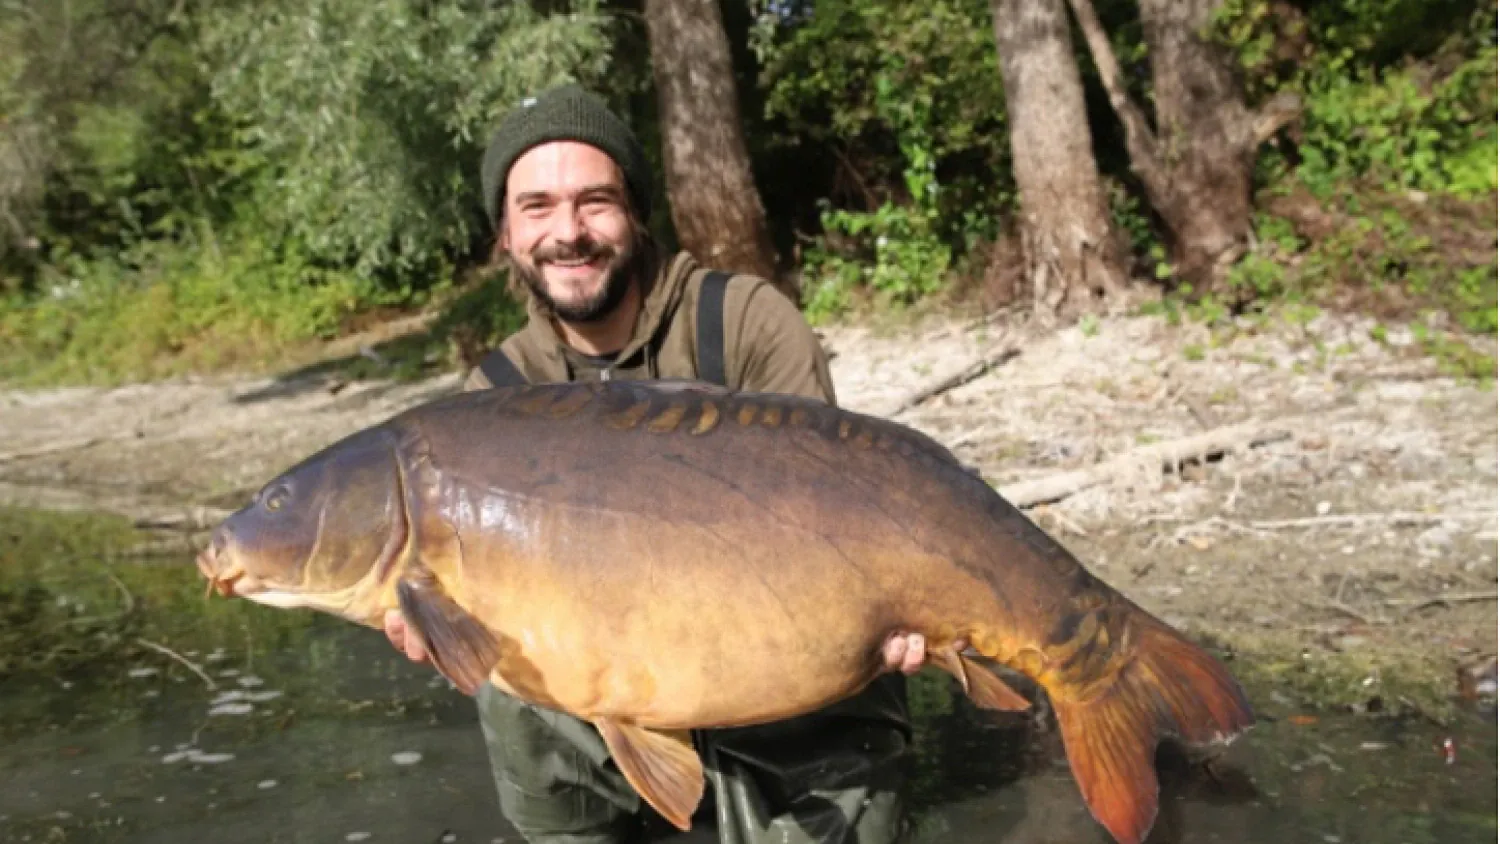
[550,206,582,243]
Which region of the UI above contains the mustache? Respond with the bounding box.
[533,236,615,265]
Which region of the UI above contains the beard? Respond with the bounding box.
[508,229,642,324]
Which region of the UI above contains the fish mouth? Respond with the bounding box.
[197,544,263,600]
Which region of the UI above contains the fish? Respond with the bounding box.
[196,379,1254,844]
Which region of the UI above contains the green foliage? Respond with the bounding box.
[0,0,609,382]
[1215,0,1496,200]
[428,268,530,369]
[754,0,1005,318]
[202,0,612,284]
[1206,0,1497,364]
[0,229,375,384]
[1,0,1496,380]
[800,74,958,319]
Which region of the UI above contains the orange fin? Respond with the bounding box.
[594,719,704,831]
[933,647,1031,711]
[1052,619,1255,844]
[396,571,500,696]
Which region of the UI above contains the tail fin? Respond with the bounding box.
[1050,620,1254,844]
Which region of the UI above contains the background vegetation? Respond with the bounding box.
[0,0,1493,384]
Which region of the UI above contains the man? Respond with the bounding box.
[382,84,937,844]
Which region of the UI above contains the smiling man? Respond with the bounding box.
[383,84,935,844]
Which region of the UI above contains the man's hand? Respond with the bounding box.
[880,632,972,675]
[384,609,428,663]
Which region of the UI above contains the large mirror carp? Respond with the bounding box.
[196,379,1254,844]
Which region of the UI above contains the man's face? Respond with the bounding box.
[500,141,638,323]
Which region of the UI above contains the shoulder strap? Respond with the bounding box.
[696,270,732,387]
[477,348,528,388]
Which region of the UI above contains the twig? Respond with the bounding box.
[1222,471,1243,512]
[1386,592,1498,614]
[885,347,1021,417]
[1333,569,1352,606]
[135,638,217,690]
[1035,506,1089,537]
[1000,422,1292,509]
[949,424,1002,452]
[58,571,138,628]
[1246,512,1494,530]
[0,434,116,463]
[1317,600,1383,626]
[1180,392,1217,429]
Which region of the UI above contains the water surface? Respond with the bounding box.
[1,507,1493,844]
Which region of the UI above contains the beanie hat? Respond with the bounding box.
[480,84,652,229]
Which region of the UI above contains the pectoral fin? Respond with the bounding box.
[594,719,704,831]
[396,571,500,696]
[934,646,1031,711]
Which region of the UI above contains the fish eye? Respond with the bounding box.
[262,485,290,512]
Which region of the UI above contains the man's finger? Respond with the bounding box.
[383,610,406,649]
[882,634,908,671]
[899,634,923,674]
[900,633,926,675]
[384,610,428,663]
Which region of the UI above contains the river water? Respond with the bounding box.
[1,507,1494,844]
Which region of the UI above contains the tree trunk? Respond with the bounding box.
[643,0,785,293]
[1139,0,1255,286]
[1065,0,1301,296]
[990,0,1129,322]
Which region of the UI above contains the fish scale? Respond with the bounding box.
[196,378,1254,844]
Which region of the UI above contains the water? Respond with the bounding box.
[1,507,1494,844]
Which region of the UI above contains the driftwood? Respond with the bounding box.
[0,433,135,463]
[999,421,1292,508]
[1247,512,1495,530]
[1388,591,1498,614]
[885,347,1022,417]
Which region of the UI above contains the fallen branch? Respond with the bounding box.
[0,434,129,464]
[135,637,217,690]
[999,422,1291,509]
[1146,511,1495,536]
[1387,592,1498,614]
[885,347,1021,416]
[1246,512,1495,530]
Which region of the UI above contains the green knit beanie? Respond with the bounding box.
[480,84,652,230]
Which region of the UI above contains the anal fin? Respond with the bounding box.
[396,572,501,696]
[594,719,705,831]
[933,646,1031,711]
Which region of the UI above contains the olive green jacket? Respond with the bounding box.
[462,252,837,403]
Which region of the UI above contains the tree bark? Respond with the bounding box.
[1139,0,1255,286]
[1066,0,1301,295]
[990,0,1129,322]
[643,0,785,293]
